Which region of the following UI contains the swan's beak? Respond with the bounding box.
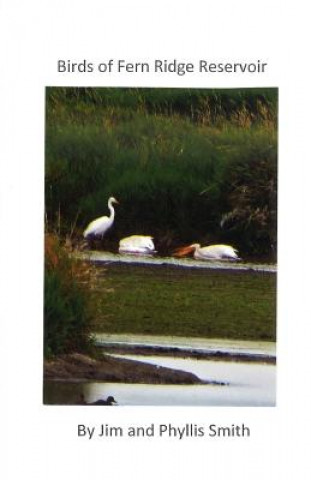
[173,245,195,257]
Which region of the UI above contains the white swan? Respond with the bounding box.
[174,243,240,260]
[83,197,119,238]
[119,235,155,254]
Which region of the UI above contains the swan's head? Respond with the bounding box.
[108,197,119,205]
[173,244,199,257]
[189,243,200,249]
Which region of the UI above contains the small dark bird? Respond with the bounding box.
[88,395,118,406]
[77,394,117,406]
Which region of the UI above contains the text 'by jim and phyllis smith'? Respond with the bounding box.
[77,422,251,440]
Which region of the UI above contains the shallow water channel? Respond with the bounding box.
[44,337,276,407]
[89,357,275,407]
[78,250,277,273]
[44,358,275,407]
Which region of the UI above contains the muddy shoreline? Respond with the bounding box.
[44,353,208,385]
[44,339,275,387]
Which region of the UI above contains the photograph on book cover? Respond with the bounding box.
[43,86,277,406]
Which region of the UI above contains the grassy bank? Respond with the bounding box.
[44,234,94,357]
[45,87,277,260]
[90,264,276,342]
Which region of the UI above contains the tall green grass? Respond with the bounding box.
[44,234,93,357]
[46,87,277,126]
[45,87,277,259]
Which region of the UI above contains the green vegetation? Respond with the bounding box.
[46,87,277,124]
[44,88,277,355]
[44,234,94,357]
[91,264,276,341]
[45,87,277,260]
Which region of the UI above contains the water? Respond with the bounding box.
[44,351,276,406]
[86,355,275,406]
[77,250,277,273]
[95,333,276,361]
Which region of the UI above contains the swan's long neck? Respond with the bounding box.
[108,199,115,220]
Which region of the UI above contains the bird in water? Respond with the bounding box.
[83,197,119,239]
[78,394,118,406]
[89,395,118,406]
[174,243,240,261]
[119,235,156,254]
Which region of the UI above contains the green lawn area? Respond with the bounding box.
[90,264,276,341]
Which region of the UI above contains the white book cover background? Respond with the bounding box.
[1,1,310,479]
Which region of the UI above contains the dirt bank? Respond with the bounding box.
[44,352,204,384]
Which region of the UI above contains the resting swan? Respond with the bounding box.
[119,235,155,254]
[174,243,240,260]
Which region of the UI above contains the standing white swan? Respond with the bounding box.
[119,235,155,254]
[83,197,119,238]
[174,243,240,260]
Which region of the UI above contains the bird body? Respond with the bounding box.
[83,197,118,238]
[175,243,240,261]
[119,235,155,254]
[88,396,117,406]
